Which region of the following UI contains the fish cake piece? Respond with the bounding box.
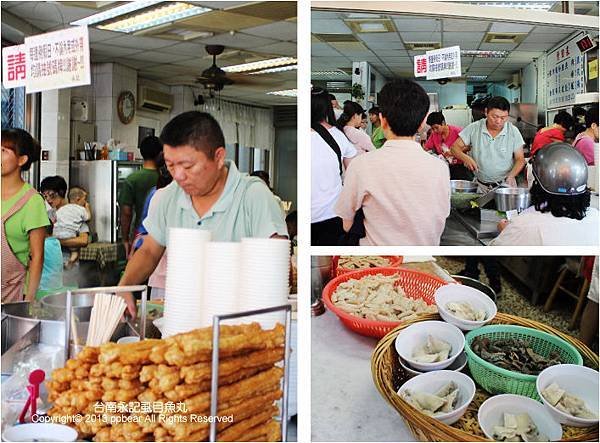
[122,421,149,442]
[220,389,283,431]
[99,339,160,365]
[102,386,144,403]
[153,426,170,442]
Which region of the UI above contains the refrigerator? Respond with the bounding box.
[70,160,143,243]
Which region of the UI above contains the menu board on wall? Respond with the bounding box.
[546,34,585,109]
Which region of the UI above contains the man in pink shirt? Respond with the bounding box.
[335,79,451,246]
[424,111,472,180]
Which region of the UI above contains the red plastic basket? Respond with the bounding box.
[332,256,404,277]
[322,267,448,338]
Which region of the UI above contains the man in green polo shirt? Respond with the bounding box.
[118,136,161,257]
[369,106,386,149]
[118,111,287,317]
[450,96,526,191]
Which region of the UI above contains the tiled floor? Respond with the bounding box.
[436,257,592,346]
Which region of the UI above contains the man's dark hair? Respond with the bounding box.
[311,87,336,126]
[585,106,599,127]
[426,111,445,127]
[1,128,41,171]
[139,135,163,161]
[486,96,510,112]
[328,93,337,102]
[378,79,430,136]
[531,181,590,220]
[160,111,225,159]
[40,175,68,198]
[553,111,573,130]
[250,170,270,187]
[285,210,297,223]
[368,106,381,116]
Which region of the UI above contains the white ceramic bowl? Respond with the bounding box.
[2,423,78,442]
[399,351,468,377]
[478,394,563,441]
[434,284,497,331]
[395,320,465,371]
[117,336,140,344]
[397,370,476,425]
[536,364,599,427]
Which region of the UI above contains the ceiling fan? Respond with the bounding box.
[195,45,234,95]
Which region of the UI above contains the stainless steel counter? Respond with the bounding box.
[311,311,415,442]
[441,212,493,246]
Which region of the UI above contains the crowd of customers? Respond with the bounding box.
[311,79,598,247]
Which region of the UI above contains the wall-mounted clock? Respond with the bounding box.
[117,90,135,124]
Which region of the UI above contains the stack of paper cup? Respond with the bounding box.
[239,237,290,328]
[200,242,241,327]
[163,228,211,337]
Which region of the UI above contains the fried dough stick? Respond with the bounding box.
[217,405,278,442]
[161,325,285,367]
[160,388,283,440]
[180,347,284,384]
[162,365,272,401]
[241,419,282,442]
[183,366,283,414]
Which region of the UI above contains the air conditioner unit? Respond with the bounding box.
[138,86,173,112]
[507,73,521,89]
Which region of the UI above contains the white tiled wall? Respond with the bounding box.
[40,88,71,181]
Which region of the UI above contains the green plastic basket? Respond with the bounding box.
[464,324,583,400]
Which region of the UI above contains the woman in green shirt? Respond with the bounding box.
[1,128,49,302]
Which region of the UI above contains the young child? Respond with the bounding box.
[53,186,91,268]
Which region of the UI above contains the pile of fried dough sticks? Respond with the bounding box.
[47,323,286,441]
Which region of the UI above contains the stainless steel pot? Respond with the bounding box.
[41,292,95,321]
[495,187,531,212]
[450,180,478,193]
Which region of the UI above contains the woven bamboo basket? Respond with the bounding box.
[371,312,599,442]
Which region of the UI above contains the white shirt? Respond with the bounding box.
[53,204,90,239]
[490,207,599,246]
[311,127,357,223]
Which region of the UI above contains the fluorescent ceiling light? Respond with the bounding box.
[267,89,297,97]
[223,57,297,73]
[311,70,349,77]
[461,50,508,58]
[470,2,555,11]
[467,75,488,80]
[97,3,211,33]
[71,0,163,26]
[249,65,298,75]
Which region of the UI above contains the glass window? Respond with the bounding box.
[1,84,26,129]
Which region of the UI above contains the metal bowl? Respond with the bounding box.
[495,187,531,212]
[451,180,478,193]
[41,292,94,321]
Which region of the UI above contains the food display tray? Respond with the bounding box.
[371,312,599,442]
[331,256,403,277]
[322,267,448,338]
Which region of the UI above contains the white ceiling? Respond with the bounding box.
[1,1,297,106]
[312,7,598,83]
